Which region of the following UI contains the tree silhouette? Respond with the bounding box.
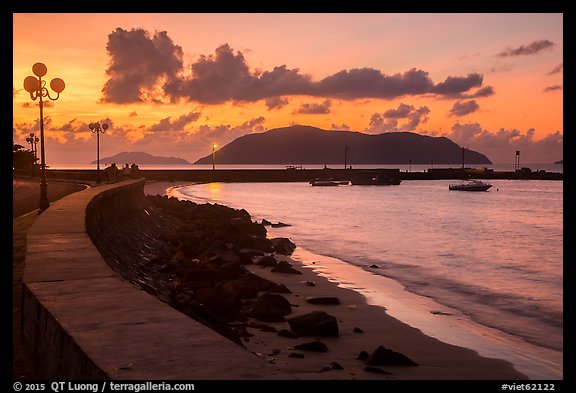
[13,142,36,170]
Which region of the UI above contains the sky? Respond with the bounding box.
[13,13,563,165]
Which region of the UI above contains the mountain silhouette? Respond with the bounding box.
[194,125,492,165]
[93,151,191,165]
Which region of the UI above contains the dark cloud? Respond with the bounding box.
[265,96,289,110]
[496,40,555,58]
[543,85,562,92]
[148,112,201,132]
[449,100,480,117]
[547,62,563,75]
[295,100,332,114]
[102,30,493,104]
[102,28,184,103]
[21,101,55,108]
[430,74,483,96]
[366,103,430,133]
[383,103,414,118]
[465,86,495,98]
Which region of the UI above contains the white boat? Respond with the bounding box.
[448,179,492,191]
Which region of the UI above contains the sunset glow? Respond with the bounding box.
[13,13,563,164]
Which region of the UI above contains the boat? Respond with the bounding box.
[309,178,350,186]
[448,179,492,191]
[351,175,401,186]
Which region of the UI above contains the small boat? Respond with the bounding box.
[309,178,349,186]
[449,179,492,191]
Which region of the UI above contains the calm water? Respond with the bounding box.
[167,179,563,375]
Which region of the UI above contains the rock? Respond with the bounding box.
[244,293,292,322]
[353,327,365,333]
[271,260,302,275]
[255,255,278,267]
[363,366,391,375]
[270,237,297,255]
[369,264,380,269]
[288,353,304,359]
[277,329,299,338]
[269,283,292,294]
[287,311,339,337]
[357,350,369,361]
[302,281,316,287]
[330,362,343,370]
[261,219,272,226]
[271,222,291,228]
[293,341,328,352]
[366,345,418,366]
[306,296,341,305]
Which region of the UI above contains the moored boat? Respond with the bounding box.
[449,179,492,191]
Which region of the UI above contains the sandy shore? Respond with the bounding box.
[239,253,527,380]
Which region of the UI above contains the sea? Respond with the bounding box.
[154,171,563,380]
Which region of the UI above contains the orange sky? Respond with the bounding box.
[13,13,563,164]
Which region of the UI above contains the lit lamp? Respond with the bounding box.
[89,122,108,183]
[23,62,65,212]
[212,144,217,170]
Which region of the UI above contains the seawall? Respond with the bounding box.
[21,179,290,380]
[13,167,563,183]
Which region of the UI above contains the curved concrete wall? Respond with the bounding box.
[22,179,289,380]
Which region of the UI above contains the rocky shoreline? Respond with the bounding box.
[90,191,528,379]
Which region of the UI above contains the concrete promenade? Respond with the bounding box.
[19,179,291,380]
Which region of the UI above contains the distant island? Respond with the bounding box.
[194,125,492,165]
[553,160,563,164]
[93,151,191,165]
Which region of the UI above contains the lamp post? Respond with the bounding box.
[26,132,39,161]
[212,144,217,170]
[23,62,65,212]
[89,122,108,183]
[344,145,350,169]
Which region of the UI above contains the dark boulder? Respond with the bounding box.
[293,341,328,352]
[271,260,302,275]
[353,327,365,333]
[364,366,391,375]
[366,345,418,366]
[244,293,292,322]
[306,296,341,305]
[287,311,339,337]
[357,350,369,361]
[270,237,296,255]
[255,255,278,267]
[271,222,291,228]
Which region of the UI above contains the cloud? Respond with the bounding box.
[496,40,555,57]
[547,62,563,75]
[102,29,493,104]
[331,123,350,131]
[543,85,562,92]
[129,111,138,117]
[443,122,562,163]
[449,100,480,117]
[265,96,289,110]
[148,111,201,132]
[12,114,267,164]
[366,103,430,133]
[101,28,184,103]
[295,100,332,114]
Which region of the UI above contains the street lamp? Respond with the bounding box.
[23,62,65,212]
[212,144,217,170]
[26,132,39,162]
[89,122,108,183]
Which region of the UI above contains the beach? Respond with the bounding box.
[143,180,529,380]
